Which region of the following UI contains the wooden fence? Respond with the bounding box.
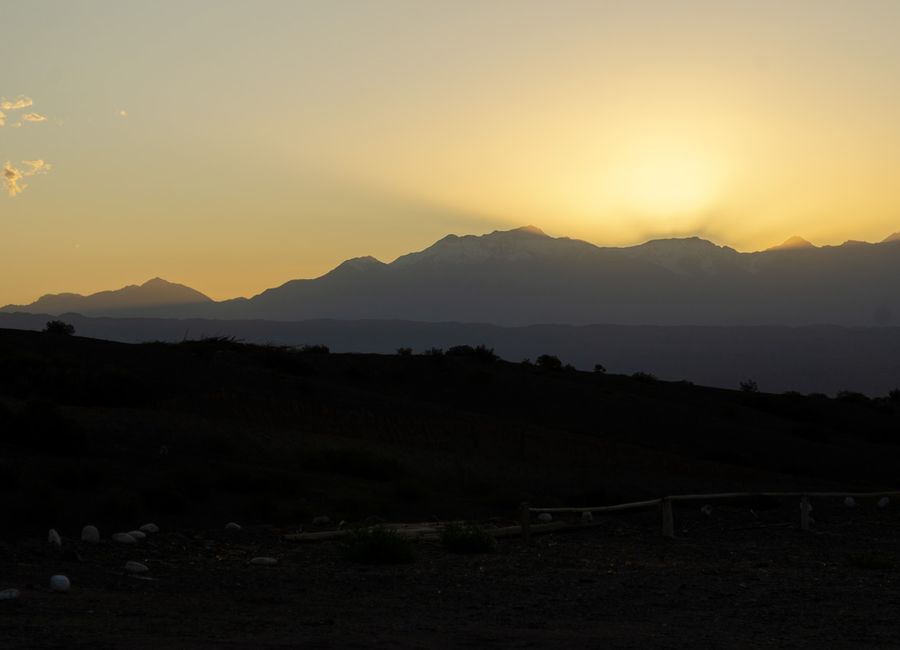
[521,491,900,541]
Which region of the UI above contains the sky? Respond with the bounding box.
[2,1,900,303]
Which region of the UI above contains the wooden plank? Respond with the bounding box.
[520,501,531,543]
[660,497,674,538]
[530,490,900,514]
[528,498,661,514]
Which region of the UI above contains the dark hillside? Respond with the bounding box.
[1,327,899,537]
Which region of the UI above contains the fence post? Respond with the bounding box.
[520,501,531,543]
[661,497,674,538]
[800,495,811,531]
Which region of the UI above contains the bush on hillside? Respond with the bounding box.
[44,320,75,336]
[536,354,562,370]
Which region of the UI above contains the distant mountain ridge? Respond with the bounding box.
[1,278,211,317]
[4,226,900,326]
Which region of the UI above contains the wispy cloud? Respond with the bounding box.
[3,159,52,198]
[3,163,26,197]
[0,96,33,111]
[2,95,53,197]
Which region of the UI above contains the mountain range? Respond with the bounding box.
[5,226,900,326]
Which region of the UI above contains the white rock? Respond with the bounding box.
[878,497,891,509]
[581,511,594,523]
[112,532,137,544]
[49,575,70,593]
[225,522,242,531]
[47,529,62,548]
[124,561,149,574]
[537,513,553,523]
[127,530,147,540]
[844,497,856,508]
[139,523,159,534]
[312,516,331,526]
[0,588,21,600]
[250,557,278,566]
[81,525,100,543]
[700,505,713,516]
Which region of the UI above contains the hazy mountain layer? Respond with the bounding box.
[1,278,211,317]
[5,227,900,326]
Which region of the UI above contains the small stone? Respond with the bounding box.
[844,497,856,508]
[81,525,100,543]
[112,532,137,544]
[225,522,242,531]
[48,529,62,549]
[537,513,553,523]
[700,505,713,516]
[124,561,149,574]
[139,523,159,534]
[127,530,147,540]
[581,511,594,523]
[0,588,21,600]
[49,575,70,593]
[878,497,891,509]
[250,557,278,566]
[312,516,331,526]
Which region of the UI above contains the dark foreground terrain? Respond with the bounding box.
[2,327,900,646]
[3,500,900,648]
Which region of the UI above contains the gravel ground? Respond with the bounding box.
[3,501,900,649]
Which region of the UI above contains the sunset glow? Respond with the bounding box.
[3,1,900,304]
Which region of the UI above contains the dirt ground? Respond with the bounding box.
[2,501,900,649]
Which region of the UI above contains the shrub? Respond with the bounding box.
[299,344,330,354]
[341,527,414,564]
[593,364,606,374]
[837,390,869,404]
[396,347,413,356]
[536,354,562,370]
[740,379,759,393]
[424,347,444,356]
[473,344,498,362]
[888,389,900,402]
[631,371,657,383]
[43,320,75,336]
[440,522,498,554]
[446,344,497,361]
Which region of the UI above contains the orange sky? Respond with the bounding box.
[3,2,900,303]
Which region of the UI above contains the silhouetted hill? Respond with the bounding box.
[2,326,900,536]
[766,235,816,251]
[1,278,211,316]
[7,227,900,325]
[206,226,900,325]
[2,311,899,396]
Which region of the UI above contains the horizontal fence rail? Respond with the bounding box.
[522,490,900,539]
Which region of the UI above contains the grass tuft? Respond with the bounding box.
[440,522,498,554]
[341,527,415,564]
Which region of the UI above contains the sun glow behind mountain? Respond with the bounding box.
[3,2,900,304]
[611,149,724,218]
